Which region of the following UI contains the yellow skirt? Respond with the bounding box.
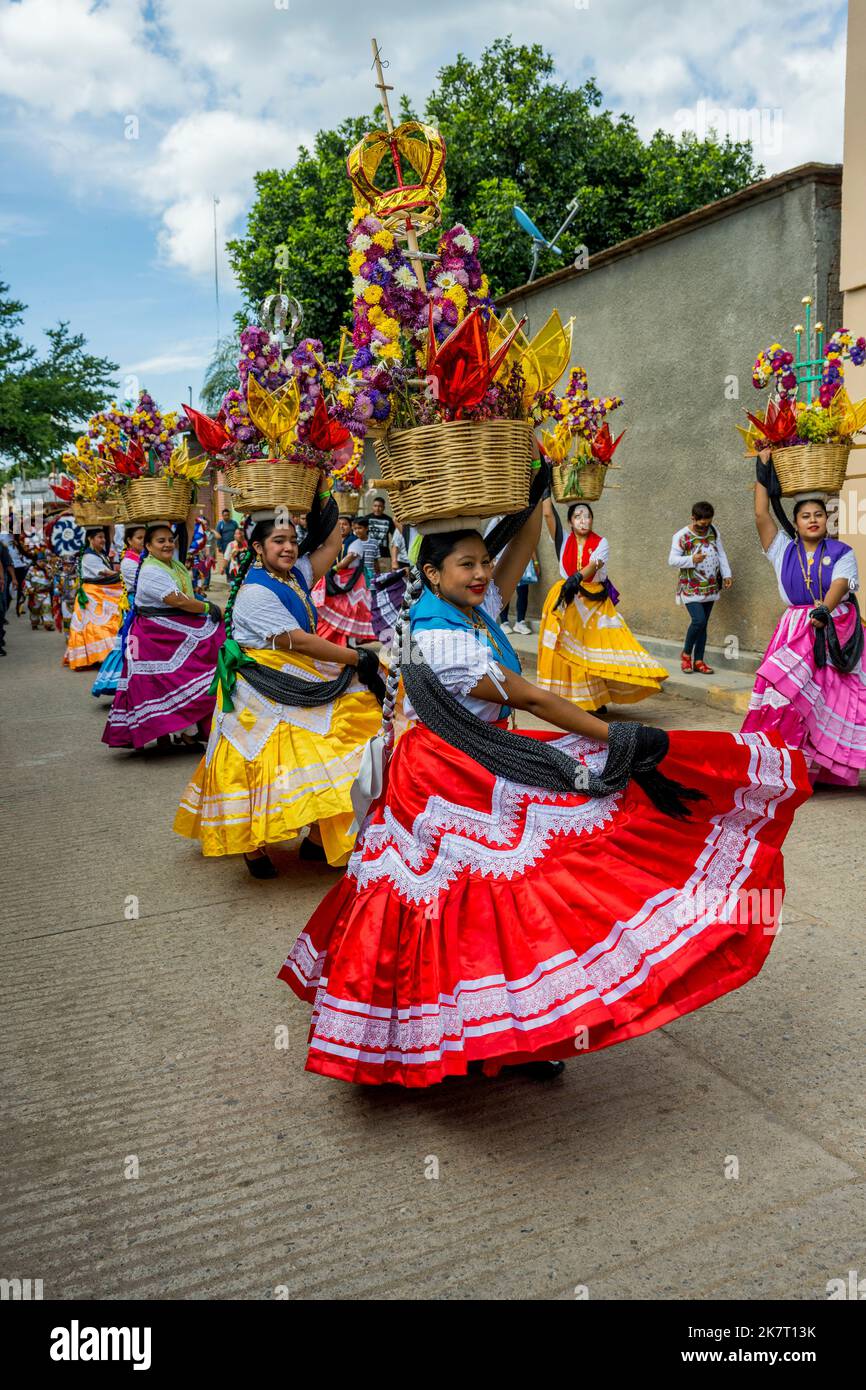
[63,583,123,669]
[173,646,382,866]
[537,579,668,709]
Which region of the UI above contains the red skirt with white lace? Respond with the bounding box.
[311,574,376,645]
[278,724,810,1087]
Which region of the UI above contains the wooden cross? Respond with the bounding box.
[370,36,426,291]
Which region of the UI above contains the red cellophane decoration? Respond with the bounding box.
[746,398,798,446]
[51,478,75,503]
[110,442,145,477]
[590,423,625,463]
[183,403,231,455]
[426,305,523,417]
[308,394,351,452]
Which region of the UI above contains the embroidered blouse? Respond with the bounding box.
[764,532,858,608]
[231,557,318,647]
[81,551,116,581]
[404,581,513,724]
[134,556,194,607]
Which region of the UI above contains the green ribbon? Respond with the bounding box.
[76,554,89,609]
[209,637,255,712]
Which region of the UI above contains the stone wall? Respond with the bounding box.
[498,165,842,654]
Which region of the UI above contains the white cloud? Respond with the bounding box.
[124,350,209,375]
[0,0,848,282]
[0,0,178,119]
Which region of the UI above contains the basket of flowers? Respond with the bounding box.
[332,453,365,514]
[89,393,201,523]
[183,327,360,513]
[60,436,117,524]
[339,155,573,526]
[538,366,625,502]
[740,329,866,496]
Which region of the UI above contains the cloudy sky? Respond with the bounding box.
[0,0,849,415]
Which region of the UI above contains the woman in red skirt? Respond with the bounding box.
[279,499,810,1087]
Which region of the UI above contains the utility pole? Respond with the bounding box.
[213,195,221,343]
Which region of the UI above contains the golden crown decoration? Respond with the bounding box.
[347,120,447,236]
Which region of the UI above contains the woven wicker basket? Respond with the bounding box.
[72,499,117,527]
[336,491,362,516]
[106,486,129,523]
[551,460,608,503]
[771,443,850,497]
[123,477,193,524]
[371,418,533,527]
[224,459,320,514]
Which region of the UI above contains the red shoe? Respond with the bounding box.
[680,652,693,672]
[693,660,715,674]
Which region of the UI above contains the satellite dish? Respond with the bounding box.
[512,205,562,255]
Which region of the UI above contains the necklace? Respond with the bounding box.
[469,608,506,660]
[795,539,825,603]
[257,561,316,630]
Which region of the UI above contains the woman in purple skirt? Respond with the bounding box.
[103,522,225,752]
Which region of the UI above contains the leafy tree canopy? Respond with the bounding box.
[0,281,118,480]
[228,38,763,353]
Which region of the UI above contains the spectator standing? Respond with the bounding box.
[352,516,381,582]
[216,509,239,574]
[366,495,395,561]
[669,502,733,674]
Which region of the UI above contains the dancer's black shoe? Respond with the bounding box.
[506,1060,566,1081]
[244,852,278,879]
[299,837,328,863]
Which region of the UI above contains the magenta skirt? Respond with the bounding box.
[102,610,225,749]
[741,602,866,786]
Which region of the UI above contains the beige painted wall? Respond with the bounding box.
[498,172,842,654]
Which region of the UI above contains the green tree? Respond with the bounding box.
[227,115,373,360]
[229,39,763,348]
[0,281,117,479]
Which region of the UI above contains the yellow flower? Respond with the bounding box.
[363,284,383,305]
[378,315,399,338]
[446,284,468,310]
[348,250,365,275]
[378,341,402,361]
[368,305,383,325]
[478,274,489,298]
[373,229,394,250]
[337,391,353,408]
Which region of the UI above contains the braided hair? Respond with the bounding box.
[224,538,256,642]
[380,564,424,755]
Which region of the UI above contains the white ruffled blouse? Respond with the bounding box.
[403,582,510,724]
[231,558,339,684]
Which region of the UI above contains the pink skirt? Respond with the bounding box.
[741,602,866,786]
[102,610,224,749]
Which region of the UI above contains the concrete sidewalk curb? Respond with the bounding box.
[507,630,755,717]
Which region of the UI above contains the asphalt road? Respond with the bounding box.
[1,604,864,1300]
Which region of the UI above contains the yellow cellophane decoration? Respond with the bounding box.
[488,309,574,408]
[246,375,301,456]
[347,121,446,235]
[164,435,209,483]
[63,435,107,500]
[541,422,587,465]
[735,420,766,456]
[833,387,866,444]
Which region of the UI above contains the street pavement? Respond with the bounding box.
[1,604,864,1301]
